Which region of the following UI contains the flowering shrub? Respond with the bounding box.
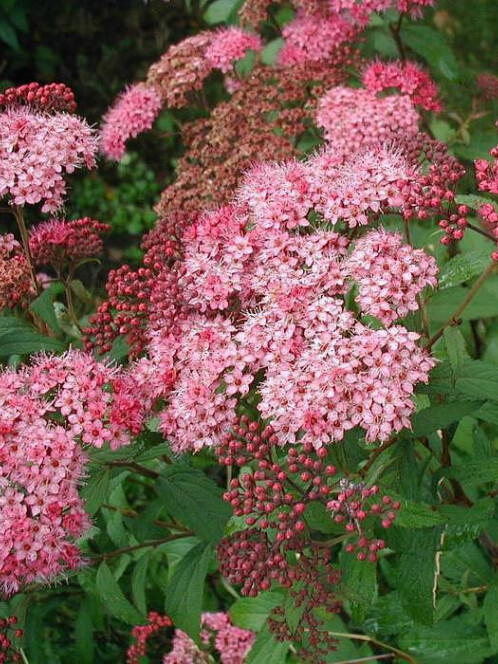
[3,1,498,662]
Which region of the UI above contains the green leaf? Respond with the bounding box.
[0,18,20,50]
[399,613,494,663]
[428,279,498,322]
[395,500,446,529]
[131,554,149,615]
[81,469,110,516]
[444,327,469,375]
[411,400,483,438]
[164,541,213,641]
[484,578,498,652]
[261,38,284,65]
[397,528,442,625]
[341,554,378,623]
[0,316,65,355]
[436,458,498,486]
[230,592,283,631]
[30,287,61,333]
[402,25,459,80]
[455,194,498,213]
[246,622,290,664]
[475,402,498,426]
[438,251,492,290]
[455,359,498,401]
[96,562,143,625]
[203,0,242,24]
[156,467,231,543]
[74,599,95,664]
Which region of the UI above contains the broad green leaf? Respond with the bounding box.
[455,359,498,401]
[441,499,494,549]
[399,613,494,663]
[476,402,498,426]
[96,562,143,625]
[203,0,242,24]
[164,541,213,641]
[402,25,459,80]
[484,578,498,651]
[0,323,66,357]
[341,553,378,623]
[436,458,498,486]
[131,554,150,615]
[30,287,61,333]
[397,528,442,625]
[156,467,231,542]
[246,622,290,664]
[74,599,95,664]
[444,327,469,375]
[261,38,283,65]
[0,18,20,50]
[230,592,283,631]
[411,400,483,438]
[428,279,498,322]
[395,500,446,529]
[438,251,492,290]
[362,592,414,637]
[81,469,110,516]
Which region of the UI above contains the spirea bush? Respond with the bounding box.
[2,2,498,662]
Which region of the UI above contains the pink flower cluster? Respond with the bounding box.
[346,229,438,324]
[100,84,162,160]
[479,202,498,261]
[102,28,262,159]
[148,147,437,453]
[475,124,498,196]
[127,611,254,664]
[205,27,262,73]
[362,60,442,112]
[278,12,358,66]
[0,351,153,595]
[29,217,110,271]
[316,87,420,152]
[477,73,498,101]
[0,106,97,212]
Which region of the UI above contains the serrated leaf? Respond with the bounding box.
[444,327,469,375]
[81,470,110,516]
[402,25,459,80]
[399,613,494,663]
[438,251,492,290]
[475,402,498,426]
[428,279,498,322]
[30,287,61,333]
[411,400,483,438]
[395,500,446,529]
[96,562,143,625]
[0,320,65,355]
[455,194,498,213]
[437,458,498,486]
[484,579,498,651]
[230,592,283,631]
[156,467,231,542]
[455,359,498,401]
[131,554,149,615]
[164,541,212,641]
[246,622,290,664]
[397,528,442,625]
[341,553,378,623]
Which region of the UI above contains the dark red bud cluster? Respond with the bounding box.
[438,204,469,245]
[0,82,77,113]
[127,612,172,664]
[0,615,23,664]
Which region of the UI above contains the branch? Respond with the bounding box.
[89,533,191,563]
[326,631,417,664]
[359,438,398,478]
[427,260,497,350]
[107,461,160,479]
[389,13,406,62]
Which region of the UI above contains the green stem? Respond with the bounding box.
[427,260,496,349]
[12,205,39,296]
[89,533,191,563]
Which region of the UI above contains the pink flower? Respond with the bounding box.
[363,60,442,112]
[205,27,262,73]
[100,83,162,161]
[0,107,97,212]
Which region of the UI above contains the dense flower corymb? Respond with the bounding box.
[100,83,162,160]
[0,105,97,212]
[204,27,262,73]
